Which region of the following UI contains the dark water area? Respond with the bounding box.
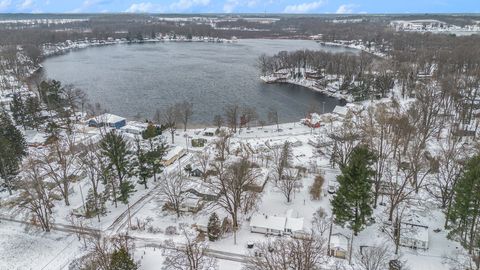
[42,39,356,125]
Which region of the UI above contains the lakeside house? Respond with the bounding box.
[87,113,126,129]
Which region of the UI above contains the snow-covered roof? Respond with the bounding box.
[332,105,348,116]
[163,146,186,161]
[89,113,125,124]
[285,217,304,232]
[250,214,286,231]
[330,233,349,250]
[402,223,429,243]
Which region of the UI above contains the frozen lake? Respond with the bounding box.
[43,39,355,125]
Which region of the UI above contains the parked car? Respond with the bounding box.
[327,184,337,194]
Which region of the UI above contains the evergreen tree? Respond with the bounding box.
[207,212,221,241]
[146,143,166,182]
[39,80,64,111]
[448,154,480,254]
[331,145,376,235]
[10,93,25,127]
[110,247,138,270]
[142,123,160,140]
[0,111,27,194]
[85,187,107,219]
[24,96,43,130]
[134,138,153,189]
[100,130,133,204]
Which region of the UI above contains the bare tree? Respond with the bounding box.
[210,158,260,244]
[159,171,188,218]
[241,106,258,128]
[312,208,331,237]
[244,234,327,270]
[163,104,181,144]
[329,114,360,168]
[79,142,105,222]
[214,131,230,162]
[194,151,210,181]
[15,157,58,232]
[162,227,218,270]
[427,139,464,228]
[354,244,391,270]
[268,107,280,131]
[179,100,193,132]
[277,168,298,203]
[224,104,239,133]
[271,141,293,184]
[41,135,82,206]
[213,114,224,130]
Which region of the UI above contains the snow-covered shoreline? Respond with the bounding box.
[260,75,353,102]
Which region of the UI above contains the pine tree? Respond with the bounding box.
[0,111,27,194]
[24,96,43,130]
[331,145,376,235]
[146,143,166,182]
[110,247,138,270]
[207,212,221,241]
[118,181,136,204]
[100,130,132,204]
[448,154,480,254]
[134,139,153,189]
[10,93,25,127]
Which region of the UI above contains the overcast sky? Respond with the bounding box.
[0,0,477,14]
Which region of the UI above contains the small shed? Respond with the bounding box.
[88,113,126,129]
[400,223,429,250]
[329,233,349,259]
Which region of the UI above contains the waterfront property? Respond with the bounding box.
[87,113,126,129]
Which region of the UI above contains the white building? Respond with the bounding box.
[249,210,304,236]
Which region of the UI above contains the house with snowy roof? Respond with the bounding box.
[400,222,429,250]
[249,210,304,237]
[88,113,126,129]
[329,233,350,259]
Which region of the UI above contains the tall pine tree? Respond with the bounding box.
[448,154,480,254]
[100,130,134,204]
[331,145,376,235]
[0,111,27,194]
[110,247,138,270]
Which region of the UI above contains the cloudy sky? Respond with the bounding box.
[0,0,477,14]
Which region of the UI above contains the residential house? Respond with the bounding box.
[249,211,305,237]
[87,113,126,129]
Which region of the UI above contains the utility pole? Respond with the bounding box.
[349,230,354,265]
[327,215,334,256]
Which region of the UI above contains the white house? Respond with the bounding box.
[400,223,429,250]
[249,211,304,236]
